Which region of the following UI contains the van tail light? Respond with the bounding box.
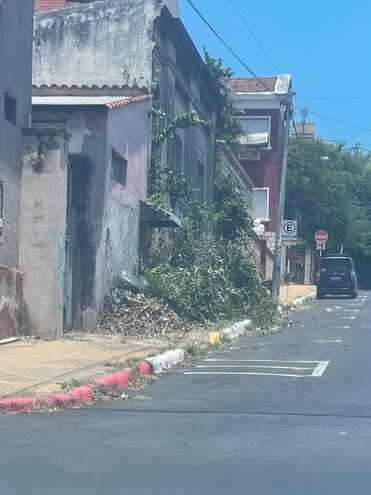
[351,271,356,282]
[316,271,321,283]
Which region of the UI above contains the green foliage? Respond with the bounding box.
[203,48,243,146]
[149,106,207,209]
[214,172,252,240]
[286,140,371,256]
[146,172,277,326]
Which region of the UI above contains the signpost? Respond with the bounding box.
[315,230,329,257]
[282,220,297,247]
[282,221,298,297]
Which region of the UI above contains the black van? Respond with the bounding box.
[316,255,358,299]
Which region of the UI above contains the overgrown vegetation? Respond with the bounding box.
[146,172,277,327]
[203,49,242,146]
[143,57,277,330]
[286,140,371,286]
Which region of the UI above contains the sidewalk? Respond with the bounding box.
[0,334,164,398]
[0,286,316,401]
[279,284,316,305]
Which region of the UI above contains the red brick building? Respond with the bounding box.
[230,75,292,248]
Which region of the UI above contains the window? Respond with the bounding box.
[111,150,127,186]
[4,93,16,125]
[173,133,183,173]
[198,161,205,201]
[239,117,271,147]
[252,187,269,221]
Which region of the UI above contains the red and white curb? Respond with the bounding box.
[0,360,151,415]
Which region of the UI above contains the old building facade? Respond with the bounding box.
[0,0,34,339]
[26,0,221,338]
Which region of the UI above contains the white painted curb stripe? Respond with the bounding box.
[220,319,252,340]
[147,349,185,374]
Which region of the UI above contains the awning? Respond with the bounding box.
[140,201,181,228]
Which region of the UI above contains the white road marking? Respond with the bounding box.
[185,360,330,378]
[312,361,330,377]
[184,371,313,377]
[326,308,333,312]
[196,365,314,370]
[343,309,360,312]
[335,306,342,310]
[205,359,320,364]
[340,316,356,319]
[347,304,363,307]
[313,339,343,343]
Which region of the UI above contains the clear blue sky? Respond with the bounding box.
[179,0,371,149]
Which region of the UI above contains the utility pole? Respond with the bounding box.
[272,100,292,301]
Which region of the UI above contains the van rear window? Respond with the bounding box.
[320,258,352,270]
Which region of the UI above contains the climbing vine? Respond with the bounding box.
[148,106,207,209]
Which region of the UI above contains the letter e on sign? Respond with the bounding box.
[282,220,298,243]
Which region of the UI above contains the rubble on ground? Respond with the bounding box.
[98,289,198,338]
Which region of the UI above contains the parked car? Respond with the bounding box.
[316,255,358,299]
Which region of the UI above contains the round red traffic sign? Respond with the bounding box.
[315,230,329,242]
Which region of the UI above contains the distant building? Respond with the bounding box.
[229,75,293,251]
[291,121,316,141]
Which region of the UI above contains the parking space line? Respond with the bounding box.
[196,365,314,370]
[205,359,320,364]
[313,340,342,343]
[184,360,330,378]
[312,361,330,377]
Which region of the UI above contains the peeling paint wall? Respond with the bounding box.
[0,0,34,267]
[33,0,162,90]
[31,102,150,333]
[19,130,68,340]
[102,100,151,300]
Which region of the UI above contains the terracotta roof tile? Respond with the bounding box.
[229,77,278,93]
[34,0,67,12]
[34,0,100,13]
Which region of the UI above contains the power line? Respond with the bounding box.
[227,0,280,74]
[295,106,371,134]
[184,0,261,80]
[300,95,371,101]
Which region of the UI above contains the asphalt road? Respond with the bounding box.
[1,292,371,494]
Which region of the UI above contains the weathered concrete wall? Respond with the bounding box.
[102,100,151,301]
[19,130,68,340]
[33,0,161,90]
[0,266,24,339]
[32,106,108,332]
[0,0,34,267]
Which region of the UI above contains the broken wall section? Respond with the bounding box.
[19,129,68,340]
[33,0,162,90]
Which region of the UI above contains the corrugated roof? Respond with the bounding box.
[32,94,152,108]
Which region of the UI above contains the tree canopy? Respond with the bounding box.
[285,139,371,257]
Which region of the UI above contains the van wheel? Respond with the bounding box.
[350,291,358,299]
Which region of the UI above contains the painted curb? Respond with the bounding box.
[0,360,151,415]
[147,349,185,374]
[208,319,252,344]
[290,290,317,307]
